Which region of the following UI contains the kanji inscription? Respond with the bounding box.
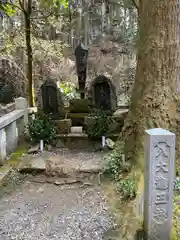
[153,207,168,223]
[155,176,169,190]
[144,128,175,240]
[155,192,169,205]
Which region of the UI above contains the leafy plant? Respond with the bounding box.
[104,144,131,180]
[174,177,180,192]
[117,177,137,200]
[59,82,79,101]
[87,109,113,139]
[25,111,56,143]
[0,2,16,17]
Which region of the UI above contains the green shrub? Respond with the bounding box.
[86,109,113,139]
[103,142,131,179]
[174,177,180,192]
[117,177,137,200]
[25,112,56,143]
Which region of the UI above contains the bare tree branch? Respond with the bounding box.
[18,0,26,13]
[131,0,139,10]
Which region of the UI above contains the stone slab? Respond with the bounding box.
[18,156,46,173]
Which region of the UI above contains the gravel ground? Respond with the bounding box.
[0,150,115,240]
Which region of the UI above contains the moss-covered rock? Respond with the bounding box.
[67,113,88,126]
[69,99,90,113]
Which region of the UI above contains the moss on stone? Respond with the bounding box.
[0,144,27,188]
[69,99,90,113]
[0,144,28,172]
[67,113,88,126]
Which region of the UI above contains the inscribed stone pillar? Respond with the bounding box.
[144,128,175,240]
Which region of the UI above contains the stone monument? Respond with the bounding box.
[144,128,175,240]
[41,80,59,119]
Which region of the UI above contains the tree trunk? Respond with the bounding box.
[122,0,180,166]
[24,0,33,107]
[77,2,82,39]
[84,10,89,48]
[101,0,106,35]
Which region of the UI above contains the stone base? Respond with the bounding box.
[55,119,72,134]
[53,133,119,150]
[70,126,83,133]
[55,133,91,150]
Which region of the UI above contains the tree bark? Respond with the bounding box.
[24,0,33,107]
[122,0,180,166]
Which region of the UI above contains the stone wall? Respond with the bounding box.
[85,39,136,107]
[0,39,136,111]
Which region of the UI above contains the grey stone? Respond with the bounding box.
[144,128,175,240]
[18,156,46,173]
[28,144,40,154]
[56,139,65,148]
[45,155,103,177]
[71,126,83,133]
[46,144,53,151]
[54,179,81,185]
[0,128,6,165]
[6,121,17,154]
[79,162,102,173]
[106,138,115,149]
[112,109,128,118]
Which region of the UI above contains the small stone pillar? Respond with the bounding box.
[15,97,28,136]
[6,121,17,153]
[144,128,175,240]
[15,97,28,125]
[0,128,6,165]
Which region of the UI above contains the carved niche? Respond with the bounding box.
[41,80,59,119]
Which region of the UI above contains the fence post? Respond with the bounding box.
[15,97,28,125]
[0,128,6,165]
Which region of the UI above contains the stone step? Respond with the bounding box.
[18,154,103,178]
[70,126,83,133]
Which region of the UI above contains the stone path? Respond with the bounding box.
[0,149,115,240]
[18,149,104,175]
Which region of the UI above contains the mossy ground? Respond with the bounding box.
[102,165,179,240]
[172,194,180,240]
[102,177,142,240]
[0,144,27,168]
[0,143,28,188]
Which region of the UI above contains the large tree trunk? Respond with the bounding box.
[24,0,33,107]
[123,0,180,166]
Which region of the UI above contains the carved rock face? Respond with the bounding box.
[87,75,117,111]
